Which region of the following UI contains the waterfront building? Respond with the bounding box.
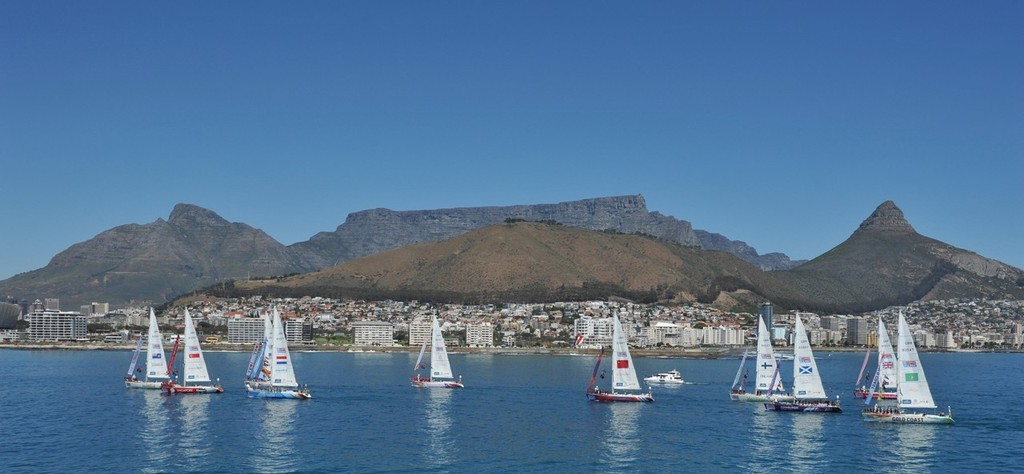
[26,309,87,341]
[820,316,840,331]
[758,302,773,329]
[227,317,266,344]
[352,321,395,346]
[285,319,313,343]
[645,321,681,346]
[465,322,494,348]
[573,316,612,348]
[846,317,868,346]
[409,318,432,346]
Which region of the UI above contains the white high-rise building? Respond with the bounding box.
[573,316,613,347]
[466,322,494,348]
[409,318,433,346]
[26,310,86,341]
[227,317,266,344]
[352,321,395,346]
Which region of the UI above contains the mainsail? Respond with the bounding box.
[877,319,898,393]
[791,314,826,399]
[755,317,784,394]
[269,308,299,388]
[429,315,454,379]
[146,308,169,380]
[896,311,936,409]
[610,313,641,391]
[182,308,211,384]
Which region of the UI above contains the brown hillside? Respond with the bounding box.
[235,222,774,304]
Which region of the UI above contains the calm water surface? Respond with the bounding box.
[0,350,1019,473]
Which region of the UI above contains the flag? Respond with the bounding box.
[574,334,585,347]
[616,360,629,369]
[799,357,811,363]
[905,373,919,382]
[903,360,918,368]
[188,353,200,359]
[799,365,813,375]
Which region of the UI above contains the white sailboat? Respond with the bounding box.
[586,313,653,402]
[765,313,841,412]
[412,315,464,388]
[863,311,953,424]
[162,308,223,394]
[125,308,170,389]
[855,318,899,400]
[246,307,311,399]
[733,316,791,402]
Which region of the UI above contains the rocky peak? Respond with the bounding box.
[168,203,230,227]
[856,200,916,234]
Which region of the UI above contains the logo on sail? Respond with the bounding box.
[903,360,918,368]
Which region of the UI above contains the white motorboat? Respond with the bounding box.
[644,369,684,384]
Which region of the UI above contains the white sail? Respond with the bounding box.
[181,308,212,384]
[258,310,274,381]
[610,313,641,391]
[145,308,169,380]
[754,317,784,394]
[791,314,826,399]
[896,311,936,409]
[429,315,454,379]
[269,308,299,388]
[877,319,898,393]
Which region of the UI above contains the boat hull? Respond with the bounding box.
[161,382,224,394]
[125,380,164,389]
[862,411,954,424]
[246,385,312,399]
[587,391,654,403]
[765,401,842,413]
[412,380,464,388]
[733,392,794,403]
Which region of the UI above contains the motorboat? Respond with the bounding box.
[643,369,684,384]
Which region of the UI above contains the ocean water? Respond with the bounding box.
[0,349,1019,473]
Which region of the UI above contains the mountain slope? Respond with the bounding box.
[776,201,1024,312]
[0,204,313,309]
[237,221,782,305]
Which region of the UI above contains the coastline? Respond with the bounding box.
[1,342,1016,356]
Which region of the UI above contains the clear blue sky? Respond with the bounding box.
[2,2,1022,280]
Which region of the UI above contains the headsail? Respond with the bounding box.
[429,315,454,379]
[610,313,641,391]
[896,311,936,409]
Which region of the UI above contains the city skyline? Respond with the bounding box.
[3,2,1022,280]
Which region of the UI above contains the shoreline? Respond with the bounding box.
[1,342,1018,357]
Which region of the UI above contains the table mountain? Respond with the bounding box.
[288,195,797,270]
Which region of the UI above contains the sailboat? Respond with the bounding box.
[854,318,899,400]
[161,308,223,394]
[586,313,653,403]
[733,316,791,402]
[764,313,841,413]
[728,350,750,400]
[125,308,171,389]
[412,315,464,388]
[246,307,312,399]
[863,311,953,424]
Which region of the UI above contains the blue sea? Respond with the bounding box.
[0,349,1019,473]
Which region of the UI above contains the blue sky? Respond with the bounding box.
[2,2,1022,280]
